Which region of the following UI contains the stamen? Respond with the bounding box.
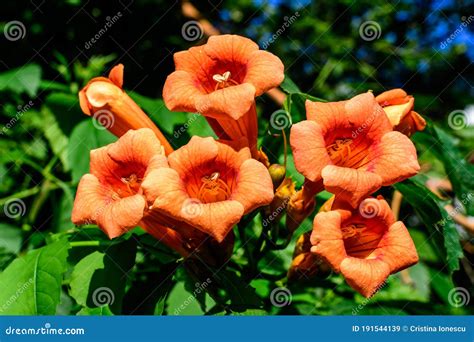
[341,223,366,239]
[212,71,239,91]
[197,172,232,203]
[118,173,142,197]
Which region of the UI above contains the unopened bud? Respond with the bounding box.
[268,164,286,189]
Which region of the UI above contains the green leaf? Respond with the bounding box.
[0,223,23,254]
[395,178,463,273]
[414,122,474,215]
[68,239,137,314]
[68,120,116,183]
[284,92,326,124]
[45,93,84,135]
[280,75,301,94]
[166,279,205,315]
[129,92,187,135]
[69,251,105,307]
[0,64,42,96]
[41,106,70,171]
[0,238,70,315]
[76,306,113,316]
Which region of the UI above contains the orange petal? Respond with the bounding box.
[204,34,259,64]
[85,81,123,108]
[167,136,219,178]
[163,70,203,112]
[174,45,213,79]
[321,165,383,208]
[368,131,420,186]
[106,128,164,166]
[310,211,346,272]
[231,159,274,214]
[374,221,419,273]
[305,99,346,128]
[383,97,414,126]
[344,93,392,141]
[143,168,244,242]
[142,167,187,209]
[108,64,124,88]
[375,88,408,104]
[290,120,331,182]
[196,83,256,120]
[185,200,245,242]
[72,174,145,239]
[244,50,284,96]
[340,257,391,297]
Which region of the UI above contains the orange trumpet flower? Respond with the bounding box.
[290,92,420,207]
[376,88,426,136]
[141,136,274,242]
[71,128,168,238]
[79,64,173,154]
[310,196,418,297]
[163,34,284,157]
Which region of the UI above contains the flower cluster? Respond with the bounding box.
[72,34,425,297]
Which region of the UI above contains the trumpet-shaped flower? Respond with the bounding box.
[163,34,284,157]
[79,64,173,154]
[142,136,274,242]
[71,128,167,238]
[290,92,420,207]
[310,197,418,297]
[376,88,426,136]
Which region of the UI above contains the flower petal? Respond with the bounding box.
[374,221,419,273]
[106,128,163,166]
[231,159,274,213]
[368,131,420,186]
[340,257,391,297]
[310,211,346,272]
[72,174,145,239]
[163,70,204,112]
[290,120,331,182]
[196,83,256,120]
[321,165,383,208]
[167,136,219,178]
[108,64,124,88]
[204,35,259,64]
[244,50,284,96]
